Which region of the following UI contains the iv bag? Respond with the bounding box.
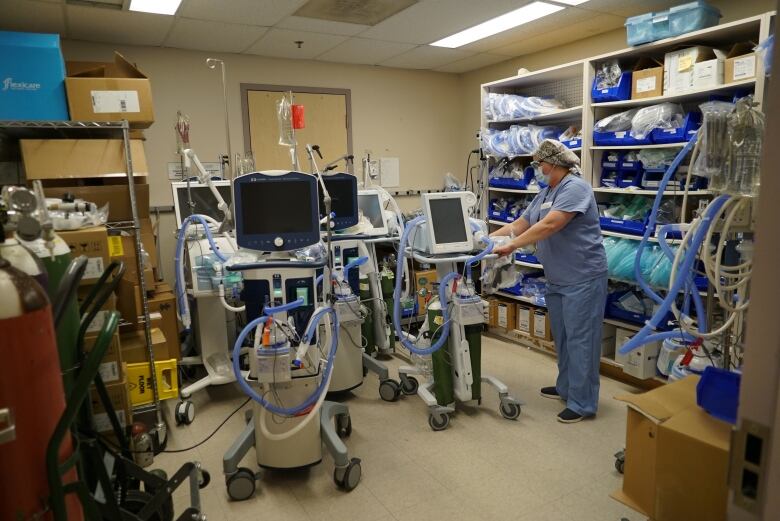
[277,96,294,147]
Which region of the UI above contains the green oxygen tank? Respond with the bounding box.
[465,324,482,401]
[428,301,454,407]
[359,274,375,355]
[20,234,79,395]
[380,267,395,351]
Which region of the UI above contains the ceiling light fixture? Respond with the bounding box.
[552,0,591,5]
[128,0,182,15]
[430,1,565,48]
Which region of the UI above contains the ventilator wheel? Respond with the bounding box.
[363,364,369,377]
[123,489,174,521]
[198,469,211,489]
[428,412,450,431]
[226,468,256,501]
[500,401,521,420]
[336,414,352,438]
[401,376,419,396]
[175,401,195,426]
[615,450,625,474]
[379,379,401,402]
[334,458,362,491]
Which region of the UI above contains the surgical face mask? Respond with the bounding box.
[533,164,549,185]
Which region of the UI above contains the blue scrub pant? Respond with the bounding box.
[545,274,608,417]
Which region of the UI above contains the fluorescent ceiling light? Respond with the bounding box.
[129,0,182,15]
[553,0,590,5]
[430,1,565,48]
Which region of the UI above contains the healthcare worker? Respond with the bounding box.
[491,139,607,423]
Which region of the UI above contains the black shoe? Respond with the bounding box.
[540,386,562,400]
[557,408,584,423]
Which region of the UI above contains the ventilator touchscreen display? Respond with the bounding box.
[430,198,468,244]
[241,181,313,234]
[358,194,384,228]
[176,185,232,223]
[321,178,356,220]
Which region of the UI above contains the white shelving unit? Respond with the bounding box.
[480,12,772,386]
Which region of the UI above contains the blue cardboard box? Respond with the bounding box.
[0,31,69,121]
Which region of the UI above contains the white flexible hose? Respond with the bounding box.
[219,291,246,313]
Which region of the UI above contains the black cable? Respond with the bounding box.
[99,397,251,454]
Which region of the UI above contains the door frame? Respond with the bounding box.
[240,83,353,162]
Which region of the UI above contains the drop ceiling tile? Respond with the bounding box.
[572,0,678,17]
[165,18,267,53]
[66,4,174,46]
[358,0,531,45]
[433,53,508,73]
[316,37,415,65]
[274,15,370,36]
[179,0,306,27]
[380,45,473,70]
[0,0,66,34]
[245,28,347,59]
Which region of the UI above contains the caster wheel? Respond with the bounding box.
[226,467,256,501]
[123,489,174,521]
[428,412,450,431]
[175,401,194,426]
[199,469,211,489]
[363,365,369,377]
[401,376,419,396]
[379,379,401,402]
[334,458,362,491]
[336,414,352,438]
[615,451,625,474]
[500,401,521,420]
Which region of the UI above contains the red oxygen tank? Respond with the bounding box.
[0,259,82,521]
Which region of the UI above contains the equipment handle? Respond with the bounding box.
[263,297,305,315]
[226,259,327,271]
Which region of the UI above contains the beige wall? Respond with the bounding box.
[61,40,464,282]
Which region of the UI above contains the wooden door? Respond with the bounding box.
[246,90,349,171]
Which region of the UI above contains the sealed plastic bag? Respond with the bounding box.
[692,101,734,180]
[630,103,684,139]
[594,108,639,132]
[595,60,622,90]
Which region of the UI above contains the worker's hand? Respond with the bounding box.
[493,242,516,258]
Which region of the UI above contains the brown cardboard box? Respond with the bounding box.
[496,301,516,331]
[415,269,438,314]
[149,283,179,359]
[42,184,150,222]
[487,298,498,327]
[532,309,552,340]
[58,226,110,286]
[120,327,168,364]
[89,377,131,433]
[109,218,157,270]
[83,331,123,384]
[65,52,155,128]
[20,139,148,180]
[725,42,757,84]
[655,407,731,521]
[516,304,532,334]
[631,57,664,99]
[611,376,701,518]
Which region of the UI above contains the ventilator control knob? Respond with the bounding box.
[274,237,284,248]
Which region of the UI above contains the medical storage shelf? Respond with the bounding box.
[601,230,682,244]
[497,291,545,308]
[590,143,686,150]
[489,187,540,194]
[486,105,584,126]
[590,78,758,109]
[593,187,711,195]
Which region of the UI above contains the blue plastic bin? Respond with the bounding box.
[562,138,582,149]
[605,290,674,329]
[625,12,656,46]
[600,216,647,235]
[651,112,702,144]
[651,11,672,41]
[617,170,643,188]
[600,169,620,188]
[602,151,622,170]
[592,71,633,102]
[696,366,740,424]
[0,31,69,120]
[489,199,510,222]
[593,130,652,146]
[489,177,527,189]
[669,1,721,38]
[515,252,541,265]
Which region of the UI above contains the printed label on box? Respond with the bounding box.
[91,90,141,113]
[83,257,105,280]
[86,309,109,333]
[615,131,627,138]
[108,236,124,257]
[533,312,547,337]
[99,361,120,383]
[93,410,126,433]
[497,305,508,328]
[733,55,756,80]
[636,76,657,94]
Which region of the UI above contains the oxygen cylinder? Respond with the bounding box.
[428,301,454,407]
[0,238,48,289]
[359,275,375,355]
[0,259,82,520]
[465,324,482,401]
[380,268,395,351]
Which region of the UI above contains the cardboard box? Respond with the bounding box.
[516,305,532,334]
[89,377,131,433]
[664,46,719,94]
[120,327,168,364]
[617,331,662,380]
[532,309,552,341]
[415,269,438,314]
[20,139,149,180]
[496,301,516,331]
[109,218,157,270]
[725,43,757,84]
[58,226,109,286]
[0,31,69,120]
[614,328,634,366]
[83,331,123,383]
[601,323,617,357]
[631,57,664,99]
[693,50,726,89]
[65,52,155,128]
[612,376,730,521]
[146,284,179,360]
[42,184,150,222]
[487,298,498,327]
[78,290,117,334]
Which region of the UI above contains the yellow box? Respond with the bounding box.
[125,358,178,406]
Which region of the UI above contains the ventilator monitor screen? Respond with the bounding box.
[429,198,468,244]
[172,182,232,227]
[358,193,384,229]
[319,175,358,230]
[240,181,313,235]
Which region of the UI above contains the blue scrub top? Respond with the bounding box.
[521,174,607,286]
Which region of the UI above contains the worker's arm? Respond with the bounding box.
[494,210,576,256]
[490,216,531,239]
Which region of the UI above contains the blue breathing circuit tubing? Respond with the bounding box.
[619,133,731,354]
[231,297,340,416]
[391,215,494,356]
[174,214,229,331]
